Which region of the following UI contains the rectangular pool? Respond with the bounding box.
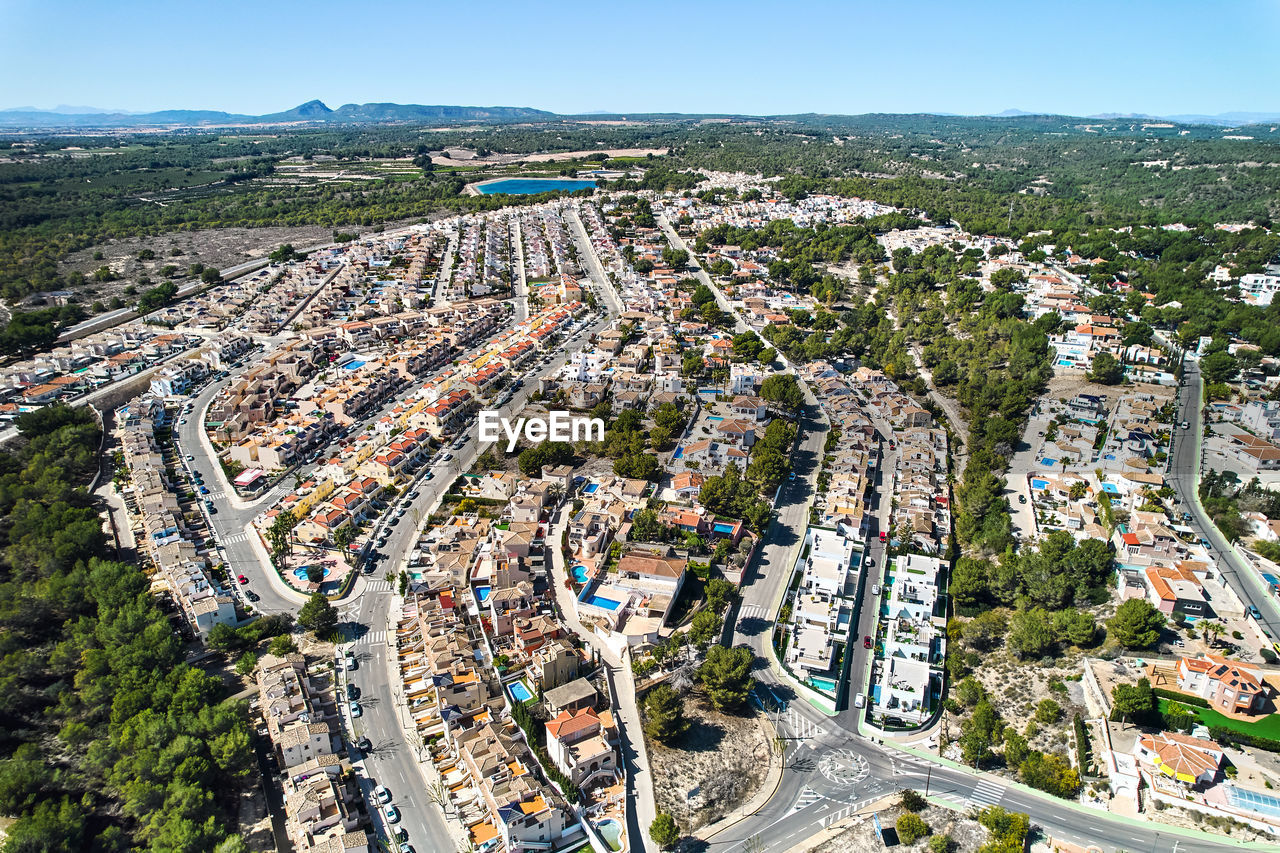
[509,681,535,703]
[707,416,724,422]
[585,594,622,611]
[713,522,736,534]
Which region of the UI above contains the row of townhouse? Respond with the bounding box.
[257,653,372,853]
[798,362,881,534]
[798,358,952,722]
[117,398,236,639]
[4,328,205,407]
[392,528,597,852]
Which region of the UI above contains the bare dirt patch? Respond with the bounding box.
[47,219,424,310]
[807,803,990,853]
[431,147,668,169]
[646,691,771,832]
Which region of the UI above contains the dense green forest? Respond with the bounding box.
[0,405,254,853]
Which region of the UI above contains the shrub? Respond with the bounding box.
[896,812,929,844]
[899,789,927,812]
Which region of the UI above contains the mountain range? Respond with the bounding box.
[0,100,554,128]
[1,100,1278,129]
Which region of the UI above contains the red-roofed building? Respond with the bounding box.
[1177,653,1269,716]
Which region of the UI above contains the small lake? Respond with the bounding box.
[477,178,597,195]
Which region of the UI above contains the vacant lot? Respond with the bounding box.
[808,802,989,853]
[647,690,771,832]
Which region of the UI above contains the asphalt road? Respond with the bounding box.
[1169,360,1280,638]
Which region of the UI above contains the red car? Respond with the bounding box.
[863,635,873,649]
[878,532,887,543]
[238,574,249,585]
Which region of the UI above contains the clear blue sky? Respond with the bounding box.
[2,0,1278,117]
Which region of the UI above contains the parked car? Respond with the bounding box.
[237,575,249,585]
[1248,605,1263,620]
[863,635,872,649]
[385,805,400,824]
[375,785,392,804]
[356,737,372,753]
[865,557,875,568]
[347,683,360,700]
[878,532,887,543]
[872,583,881,596]
[854,693,866,709]
[346,653,357,671]
[349,701,362,718]
[245,591,260,602]
[1018,494,1027,504]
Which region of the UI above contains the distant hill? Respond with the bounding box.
[2,99,1277,130]
[0,100,556,128]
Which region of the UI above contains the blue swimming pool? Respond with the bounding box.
[343,360,365,371]
[713,522,735,534]
[673,447,684,459]
[509,681,535,703]
[584,483,599,494]
[571,565,590,584]
[809,675,838,692]
[585,594,622,611]
[293,567,331,581]
[478,178,598,195]
[476,585,491,603]
[707,416,724,422]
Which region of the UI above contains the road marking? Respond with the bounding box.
[364,580,390,593]
[967,779,1005,808]
[786,786,824,816]
[222,532,248,544]
[359,630,386,646]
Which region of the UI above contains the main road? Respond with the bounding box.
[1168,359,1280,637]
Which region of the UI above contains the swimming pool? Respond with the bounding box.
[1226,785,1280,819]
[707,416,724,422]
[509,681,535,703]
[571,565,590,584]
[585,594,622,611]
[713,521,736,534]
[343,360,365,371]
[584,483,599,494]
[476,585,492,603]
[595,819,623,852]
[809,675,838,692]
[673,447,684,459]
[293,566,331,581]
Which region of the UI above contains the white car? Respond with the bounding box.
[854,693,866,709]
[375,785,392,804]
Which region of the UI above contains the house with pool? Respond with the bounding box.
[782,525,862,696]
[873,553,947,727]
[576,552,688,648]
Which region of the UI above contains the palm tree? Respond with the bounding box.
[1201,620,1225,648]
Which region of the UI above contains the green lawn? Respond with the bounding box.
[1161,699,1280,739]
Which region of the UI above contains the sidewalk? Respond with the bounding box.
[548,514,659,853]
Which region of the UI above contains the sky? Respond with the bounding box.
[2,0,1279,117]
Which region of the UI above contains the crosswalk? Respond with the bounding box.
[968,779,1006,809]
[222,531,248,544]
[204,490,226,500]
[737,603,772,624]
[782,706,821,740]
[358,630,387,646]
[364,579,391,593]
